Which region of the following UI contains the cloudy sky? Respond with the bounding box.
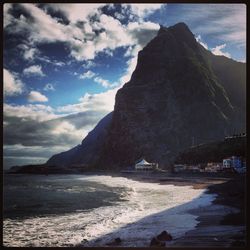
[3,3,246,169]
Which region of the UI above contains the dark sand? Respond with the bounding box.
[121,173,246,247]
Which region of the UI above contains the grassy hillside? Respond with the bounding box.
[174,136,246,164]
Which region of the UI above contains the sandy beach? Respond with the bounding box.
[120,172,246,247]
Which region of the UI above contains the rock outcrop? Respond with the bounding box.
[150,230,173,247]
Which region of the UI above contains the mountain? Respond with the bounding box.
[46,112,113,167]
[47,22,246,170]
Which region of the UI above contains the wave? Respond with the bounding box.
[3,175,215,247]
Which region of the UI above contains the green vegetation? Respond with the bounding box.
[175,136,246,164]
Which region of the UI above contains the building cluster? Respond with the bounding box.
[174,156,246,173]
[124,155,246,174]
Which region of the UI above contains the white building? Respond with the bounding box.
[135,159,157,171]
[223,158,232,169]
[223,156,242,170]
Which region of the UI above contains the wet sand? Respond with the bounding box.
[121,173,246,247]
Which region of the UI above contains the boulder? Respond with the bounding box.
[150,237,166,247]
[156,230,173,241]
[106,237,122,246]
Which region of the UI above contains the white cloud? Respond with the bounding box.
[4,3,245,65]
[120,54,139,85]
[83,60,96,69]
[94,76,117,88]
[3,107,106,168]
[4,68,24,96]
[23,65,45,77]
[79,70,96,79]
[195,35,232,59]
[44,3,105,24]
[57,87,119,115]
[3,106,108,168]
[18,44,40,61]
[38,56,65,67]
[195,35,208,49]
[211,44,231,58]
[51,121,75,135]
[195,35,231,58]
[18,4,70,43]
[28,91,48,102]
[78,69,127,89]
[4,4,160,63]
[24,48,38,60]
[70,39,96,61]
[128,4,164,18]
[43,83,55,91]
[4,103,58,121]
[114,12,126,20]
[184,4,246,48]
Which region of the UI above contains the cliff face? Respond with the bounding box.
[47,23,246,170]
[95,23,245,169]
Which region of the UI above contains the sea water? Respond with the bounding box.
[3,174,216,247]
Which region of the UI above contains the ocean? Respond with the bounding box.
[3,174,216,247]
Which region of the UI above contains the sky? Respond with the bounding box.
[3,3,246,169]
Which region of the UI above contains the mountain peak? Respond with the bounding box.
[157,24,168,35]
[168,22,193,37]
[170,22,190,30]
[157,22,191,36]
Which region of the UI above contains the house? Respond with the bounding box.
[223,158,232,169]
[135,158,157,171]
[205,162,223,172]
[222,156,245,173]
[231,156,242,169]
[223,156,242,169]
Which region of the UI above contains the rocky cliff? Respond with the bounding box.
[47,22,246,170]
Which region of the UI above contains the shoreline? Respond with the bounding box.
[75,172,245,247]
[3,174,215,247]
[3,172,246,247]
[122,173,246,247]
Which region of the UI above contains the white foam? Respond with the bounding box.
[3,175,216,247]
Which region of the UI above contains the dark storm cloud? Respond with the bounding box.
[3,110,109,168]
[128,27,158,48]
[3,110,106,147]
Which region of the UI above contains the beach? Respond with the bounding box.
[122,172,246,247]
[3,173,246,247]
